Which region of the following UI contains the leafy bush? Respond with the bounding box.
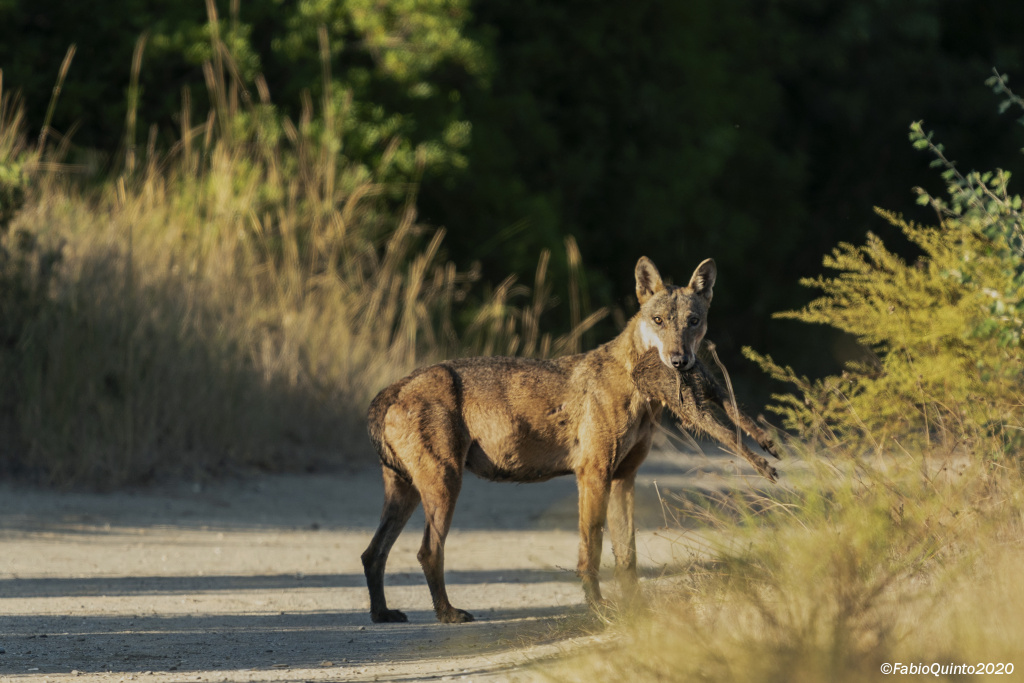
[745,73,1024,461]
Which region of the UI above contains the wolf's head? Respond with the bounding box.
[633,256,716,371]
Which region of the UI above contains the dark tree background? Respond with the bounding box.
[423,0,1024,385]
[2,0,1023,394]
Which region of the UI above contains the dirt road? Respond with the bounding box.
[0,446,751,682]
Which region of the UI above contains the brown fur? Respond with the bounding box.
[361,256,777,623]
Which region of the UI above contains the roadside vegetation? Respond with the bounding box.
[550,76,1024,682]
[0,24,602,488]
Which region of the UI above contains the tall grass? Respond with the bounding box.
[0,33,604,488]
[549,449,1024,683]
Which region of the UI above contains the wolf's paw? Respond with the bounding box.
[371,608,408,623]
[437,607,474,624]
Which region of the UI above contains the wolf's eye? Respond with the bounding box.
[688,315,700,326]
[652,316,663,325]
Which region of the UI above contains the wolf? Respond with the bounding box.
[362,256,780,623]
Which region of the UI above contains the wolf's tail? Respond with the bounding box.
[366,388,392,456]
[366,380,412,481]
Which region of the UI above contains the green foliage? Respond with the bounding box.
[910,70,1024,351]
[253,0,486,179]
[0,84,29,233]
[745,79,1024,459]
[0,0,484,186]
[0,156,27,233]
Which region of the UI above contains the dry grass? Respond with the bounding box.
[0,40,604,488]
[546,448,1024,682]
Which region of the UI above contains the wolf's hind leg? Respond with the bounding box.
[362,467,420,623]
[418,466,473,623]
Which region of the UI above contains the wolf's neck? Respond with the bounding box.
[603,313,647,375]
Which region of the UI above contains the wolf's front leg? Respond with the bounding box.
[608,477,639,599]
[608,436,651,603]
[575,467,611,607]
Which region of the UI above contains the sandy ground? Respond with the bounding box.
[0,445,764,682]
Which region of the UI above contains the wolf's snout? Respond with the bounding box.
[667,352,696,371]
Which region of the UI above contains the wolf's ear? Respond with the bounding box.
[635,256,665,305]
[688,258,716,303]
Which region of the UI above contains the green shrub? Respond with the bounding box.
[745,73,1024,461]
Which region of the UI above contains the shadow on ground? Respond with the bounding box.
[0,568,581,599]
[0,603,590,676]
